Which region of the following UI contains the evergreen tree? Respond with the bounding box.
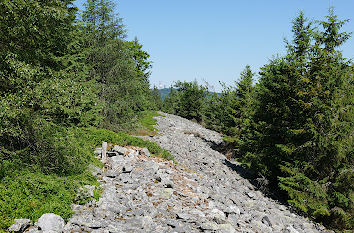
[173,80,208,122]
[81,0,154,130]
[162,87,181,115]
[247,10,353,229]
[226,65,255,155]
[0,0,101,175]
[150,87,163,110]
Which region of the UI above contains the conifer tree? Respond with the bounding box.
[0,0,101,175]
[174,81,208,122]
[228,65,255,155]
[81,0,154,130]
[248,10,353,229]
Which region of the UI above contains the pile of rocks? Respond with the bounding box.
[140,112,329,233]
[9,112,329,233]
[8,214,65,233]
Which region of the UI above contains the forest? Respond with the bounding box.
[0,0,352,231]
[163,10,353,231]
[0,0,164,230]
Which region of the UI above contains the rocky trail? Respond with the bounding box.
[17,113,328,233]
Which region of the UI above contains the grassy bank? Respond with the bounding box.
[0,112,171,231]
[130,110,163,136]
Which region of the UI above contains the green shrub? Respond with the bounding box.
[0,126,172,231]
[0,170,98,230]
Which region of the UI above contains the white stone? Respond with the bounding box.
[209,208,226,224]
[38,213,65,232]
[8,219,31,233]
[285,225,300,233]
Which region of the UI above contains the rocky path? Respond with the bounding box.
[25,113,328,232]
[138,113,328,233]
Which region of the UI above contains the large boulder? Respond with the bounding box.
[37,213,65,232]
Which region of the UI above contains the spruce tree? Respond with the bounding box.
[0,0,101,175]
[248,10,353,229]
[81,0,154,130]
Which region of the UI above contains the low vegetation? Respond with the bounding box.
[130,111,163,136]
[0,125,172,231]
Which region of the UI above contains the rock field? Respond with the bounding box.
[18,113,329,233]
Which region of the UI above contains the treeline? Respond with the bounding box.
[0,0,163,228]
[163,10,353,231]
[0,0,160,176]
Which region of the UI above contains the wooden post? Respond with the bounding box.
[102,141,107,163]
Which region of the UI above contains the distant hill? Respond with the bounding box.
[158,88,220,100]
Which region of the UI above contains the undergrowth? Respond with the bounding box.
[0,125,172,231]
[130,111,163,136]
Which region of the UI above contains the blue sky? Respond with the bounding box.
[73,0,354,91]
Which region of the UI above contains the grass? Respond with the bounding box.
[79,126,173,161]
[0,169,98,231]
[0,124,172,231]
[131,111,163,136]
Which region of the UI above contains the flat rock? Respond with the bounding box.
[37,213,64,232]
[112,145,128,155]
[208,208,226,224]
[140,147,151,157]
[8,219,31,233]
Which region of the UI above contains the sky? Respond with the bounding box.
[73,0,354,92]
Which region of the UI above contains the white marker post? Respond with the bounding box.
[102,141,107,163]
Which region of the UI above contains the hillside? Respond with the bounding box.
[19,113,328,232]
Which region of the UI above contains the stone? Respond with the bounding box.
[227,213,238,226]
[145,161,159,172]
[160,188,174,199]
[123,164,134,173]
[224,205,240,215]
[87,220,108,229]
[24,227,41,233]
[127,149,139,157]
[285,225,300,233]
[8,219,31,233]
[106,151,119,157]
[199,221,219,231]
[110,155,125,164]
[208,208,226,224]
[262,215,274,227]
[94,148,102,157]
[112,145,128,155]
[74,185,95,204]
[141,216,154,227]
[104,170,118,178]
[218,223,236,233]
[140,147,151,157]
[246,191,256,199]
[251,220,272,233]
[37,213,65,232]
[176,212,193,221]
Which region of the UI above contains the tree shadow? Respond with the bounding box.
[221,157,288,205]
[210,140,289,205]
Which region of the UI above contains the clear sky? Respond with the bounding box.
[73,0,354,91]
